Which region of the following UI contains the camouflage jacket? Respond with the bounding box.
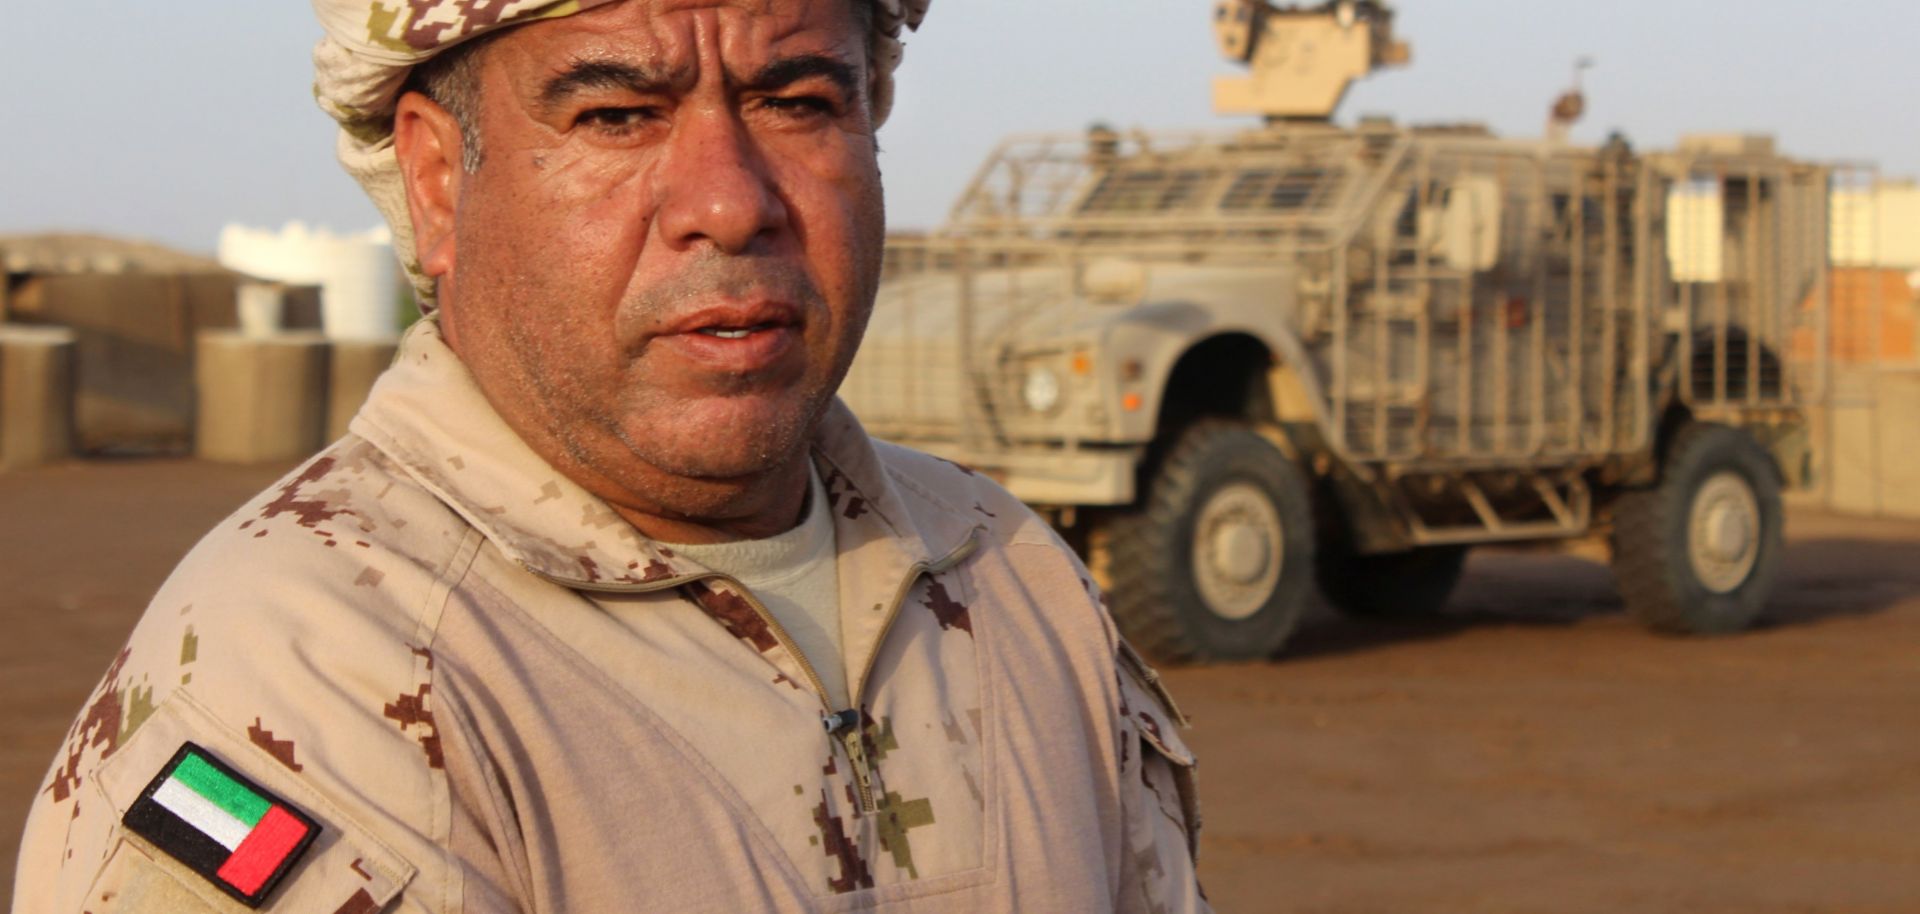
[14,319,1209,914]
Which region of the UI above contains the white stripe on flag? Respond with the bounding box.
[153,778,251,850]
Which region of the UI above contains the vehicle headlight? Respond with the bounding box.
[1022,365,1063,414]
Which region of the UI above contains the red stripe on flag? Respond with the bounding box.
[216,805,310,896]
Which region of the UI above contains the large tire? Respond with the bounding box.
[1610,423,1784,634]
[1317,544,1470,618]
[1098,420,1315,663]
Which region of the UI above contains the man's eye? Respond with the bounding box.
[762,95,837,119]
[577,107,661,135]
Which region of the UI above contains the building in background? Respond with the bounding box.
[1824,177,1920,364]
[1800,176,1920,520]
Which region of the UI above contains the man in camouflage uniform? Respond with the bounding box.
[13,2,1210,912]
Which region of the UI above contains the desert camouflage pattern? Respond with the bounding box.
[310,0,932,307]
[13,317,1207,913]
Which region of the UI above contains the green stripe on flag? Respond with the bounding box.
[172,752,270,826]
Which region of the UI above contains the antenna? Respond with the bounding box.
[1548,56,1596,143]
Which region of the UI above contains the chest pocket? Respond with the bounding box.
[84,691,415,913]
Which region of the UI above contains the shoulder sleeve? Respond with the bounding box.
[1114,639,1213,914]
[10,444,479,914]
[13,687,420,914]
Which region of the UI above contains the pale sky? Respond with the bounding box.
[2,1,1915,255]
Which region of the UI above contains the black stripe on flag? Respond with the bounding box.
[123,793,234,882]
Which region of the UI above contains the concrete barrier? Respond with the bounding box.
[5,273,323,454]
[0,325,77,468]
[194,331,328,464]
[1806,367,1920,520]
[327,339,398,442]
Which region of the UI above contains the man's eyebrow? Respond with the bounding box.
[534,54,860,110]
[739,54,860,98]
[537,59,677,109]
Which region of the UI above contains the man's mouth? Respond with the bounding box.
[650,303,807,375]
[695,323,783,340]
[663,301,803,339]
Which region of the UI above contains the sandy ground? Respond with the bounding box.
[3,459,1918,912]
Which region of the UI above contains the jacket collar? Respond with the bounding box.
[350,319,975,591]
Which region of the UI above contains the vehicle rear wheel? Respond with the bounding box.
[1610,423,1784,634]
[1098,420,1315,663]
[1317,544,1470,618]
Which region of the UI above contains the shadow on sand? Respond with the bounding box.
[1279,535,1920,662]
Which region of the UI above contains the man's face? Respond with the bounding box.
[411,0,883,522]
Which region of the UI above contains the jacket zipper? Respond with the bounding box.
[722,582,883,813]
[829,530,981,812]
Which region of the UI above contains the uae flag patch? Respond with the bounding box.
[122,742,321,908]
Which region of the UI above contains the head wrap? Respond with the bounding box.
[311,0,931,305]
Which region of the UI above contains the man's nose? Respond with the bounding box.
[654,110,789,254]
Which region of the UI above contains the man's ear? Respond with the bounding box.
[393,91,466,282]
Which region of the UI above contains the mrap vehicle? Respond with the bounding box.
[842,0,1827,663]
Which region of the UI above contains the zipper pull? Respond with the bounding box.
[822,709,861,736]
[823,708,879,813]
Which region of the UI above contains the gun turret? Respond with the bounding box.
[1212,0,1411,122]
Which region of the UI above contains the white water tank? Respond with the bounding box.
[1831,180,1920,270]
[217,222,399,340]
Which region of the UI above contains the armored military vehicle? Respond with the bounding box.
[843,0,1825,662]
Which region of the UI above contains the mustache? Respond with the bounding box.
[628,252,826,324]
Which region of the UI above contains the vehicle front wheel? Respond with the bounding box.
[1096,420,1315,663]
[1609,423,1785,634]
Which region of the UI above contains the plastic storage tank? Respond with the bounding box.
[217,222,398,340]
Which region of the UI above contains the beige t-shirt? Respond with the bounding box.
[664,467,849,710]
